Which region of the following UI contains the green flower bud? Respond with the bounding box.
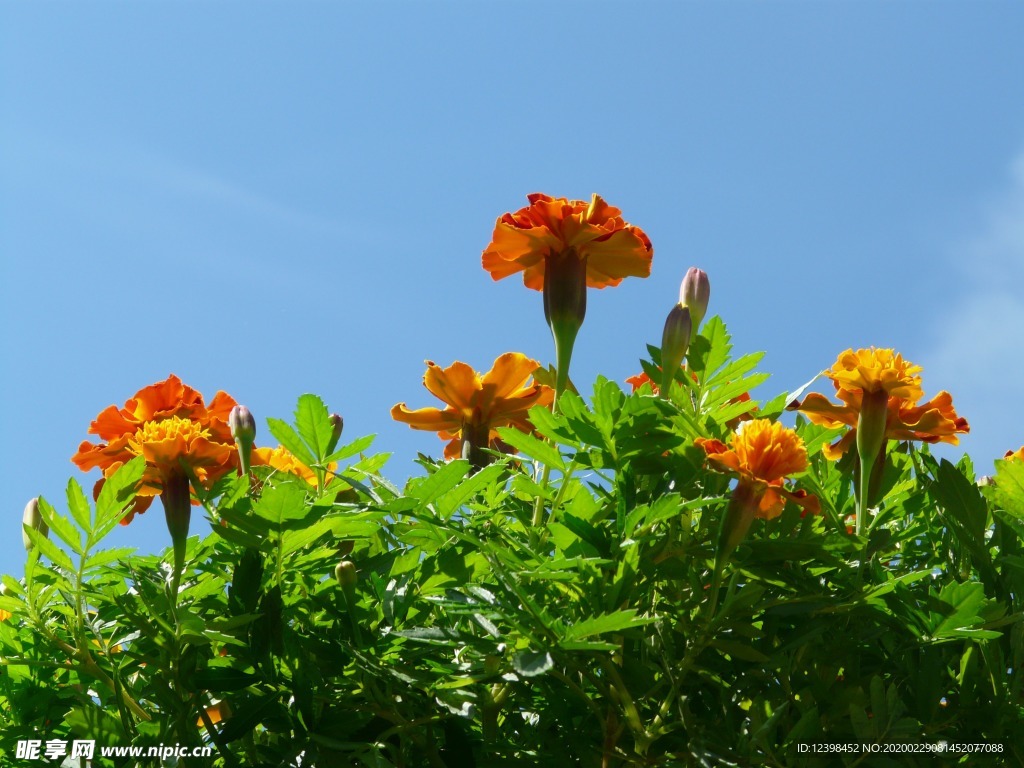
[334,560,357,588]
[660,304,692,397]
[22,497,48,551]
[325,413,344,455]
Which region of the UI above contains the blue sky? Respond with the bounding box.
[2,2,1023,576]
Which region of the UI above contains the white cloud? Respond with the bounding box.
[921,150,1024,467]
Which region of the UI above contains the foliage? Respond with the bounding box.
[1,321,1021,767]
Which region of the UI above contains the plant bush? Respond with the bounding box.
[1,194,1021,767]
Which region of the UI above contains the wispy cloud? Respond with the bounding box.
[921,150,1024,466]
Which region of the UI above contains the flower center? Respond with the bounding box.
[130,416,209,454]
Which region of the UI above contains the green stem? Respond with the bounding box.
[855,390,889,535]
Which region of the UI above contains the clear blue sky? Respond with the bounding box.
[3,2,1023,576]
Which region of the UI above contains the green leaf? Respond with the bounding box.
[512,651,554,677]
[266,417,316,467]
[84,547,136,570]
[929,581,989,639]
[495,428,566,470]
[711,638,771,663]
[66,478,93,533]
[992,457,1024,518]
[436,462,507,519]
[410,460,470,509]
[24,526,75,573]
[294,393,335,462]
[38,496,83,555]
[95,456,145,534]
[252,482,309,528]
[562,609,656,642]
[324,434,376,464]
[190,666,260,693]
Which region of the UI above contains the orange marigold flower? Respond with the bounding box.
[794,351,969,460]
[391,353,554,463]
[1004,447,1024,462]
[71,375,238,525]
[481,193,653,290]
[826,348,924,401]
[252,445,337,486]
[696,419,819,521]
[799,388,970,460]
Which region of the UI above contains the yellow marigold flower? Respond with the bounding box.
[482,193,653,290]
[696,419,818,521]
[826,348,924,401]
[252,445,337,486]
[71,375,239,525]
[392,353,554,464]
[0,609,11,622]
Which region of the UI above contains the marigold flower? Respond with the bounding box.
[697,419,818,567]
[483,194,653,402]
[826,348,924,402]
[1005,447,1024,462]
[391,353,554,465]
[72,375,238,525]
[798,388,970,460]
[252,445,337,486]
[482,193,653,291]
[696,419,818,521]
[793,348,967,534]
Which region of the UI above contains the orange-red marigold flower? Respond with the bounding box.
[71,375,239,524]
[391,353,554,460]
[695,419,819,520]
[481,193,653,290]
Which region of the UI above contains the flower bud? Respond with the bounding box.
[325,413,344,455]
[660,304,692,397]
[22,497,48,551]
[228,405,256,445]
[229,405,256,476]
[334,560,357,588]
[680,267,710,336]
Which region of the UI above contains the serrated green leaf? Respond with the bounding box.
[294,393,335,462]
[436,462,507,519]
[410,460,470,509]
[24,526,75,573]
[84,547,136,570]
[252,482,309,528]
[37,496,83,555]
[495,429,565,470]
[324,434,376,464]
[266,417,316,467]
[66,478,93,533]
[95,456,145,533]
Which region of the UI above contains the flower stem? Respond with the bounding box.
[855,390,889,535]
[161,470,192,599]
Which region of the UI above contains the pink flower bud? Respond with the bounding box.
[228,405,256,445]
[680,267,710,333]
